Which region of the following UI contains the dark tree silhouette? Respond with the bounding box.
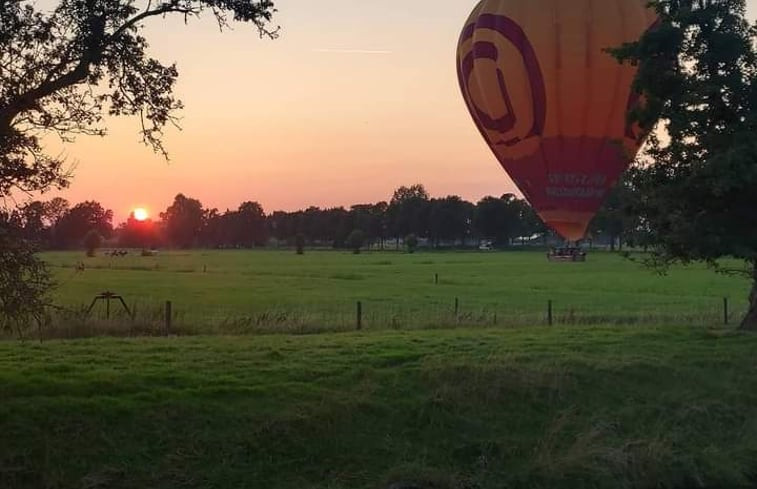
[474,194,523,246]
[0,223,52,335]
[83,229,103,257]
[388,184,430,247]
[160,194,205,249]
[53,200,113,249]
[405,233,418,254]
[211,201,269,248]
[612,0,757,328]
[295,233,305,255]
[117,212,159,249]
[589,178,640,251]
[0,0,277,196]
[347,229,366,254]
[428,196,474,247]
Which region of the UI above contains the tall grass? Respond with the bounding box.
[18,298,744,340]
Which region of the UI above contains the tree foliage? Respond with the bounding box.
[589,178,641,251]
[347,229,365,254]
[117,212,158,248]
[612,0,757,328]
[53,200,112,248]
[83,228,103,256]
[160,193,205,249]
[405,233,418,254]
[14,187,569,252]
[388,184,430,241]
[0,0,277,196]
[474,194,530,246]
[0,225,52,335]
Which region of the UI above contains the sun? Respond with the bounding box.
[133,208,149,221]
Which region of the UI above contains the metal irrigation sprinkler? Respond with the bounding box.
[86,291,134,320]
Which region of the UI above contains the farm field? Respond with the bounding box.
[3,326,757,489]
[41,249,751,335]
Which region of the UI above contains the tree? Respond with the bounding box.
[268,210,298,245]
[474,194,523,246]
[589,178,641,251]
[428,196,474,247]
[160,194,205,248]
[612,0,757,328]
[295,233,305,255]
[347,229,366,254]
[234,201,268,247]
[53,200,113,248]
[405,233,418,254]
[19,201,48,243]
[351,203,386,249]
[117,212,159,249]
[0,0,277,197]
[44,198,70,226]
[516,201,549,245]
[83,229,103,257]
[388,184,430,246]
[0,224,53,335]
[211,201,268,248]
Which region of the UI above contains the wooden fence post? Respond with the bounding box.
[356,301,362,330]
[724,297,729,325]
[165,300,172,335]
[548,300,553,326]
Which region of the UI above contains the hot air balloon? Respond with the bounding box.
[457,0,657,242]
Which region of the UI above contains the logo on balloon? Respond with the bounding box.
[457,14,546,148]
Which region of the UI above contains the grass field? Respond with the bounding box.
[5,251,755,488]
[40,249,751,337]
[3,325,757,488]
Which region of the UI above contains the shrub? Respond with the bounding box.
[406,233,419,254]
[83,229,103,257]
[295,233,305,255]
[0,230,53,336]
[347,229,366,254]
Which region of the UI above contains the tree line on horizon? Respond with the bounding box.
[0,183,642,252]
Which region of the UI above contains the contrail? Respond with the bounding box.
[312,48,393,55]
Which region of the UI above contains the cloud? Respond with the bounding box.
[312,48,393,55]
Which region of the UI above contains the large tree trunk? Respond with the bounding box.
[740,262,757,331]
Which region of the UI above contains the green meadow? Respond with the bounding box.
[41,249,750,335]
[3,250,753,488]
[3,326,757,488]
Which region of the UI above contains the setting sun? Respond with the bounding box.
[133,208,149,221]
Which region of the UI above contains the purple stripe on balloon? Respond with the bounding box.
[462,42,518,134]
[459,14,547,139]
[472,41,498,60]
[462,22,476,41]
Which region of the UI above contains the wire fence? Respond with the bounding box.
[21,294,747,340]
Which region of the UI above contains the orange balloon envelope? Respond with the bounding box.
[457,0,657,241]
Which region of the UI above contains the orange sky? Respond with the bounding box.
[43,0,757,222]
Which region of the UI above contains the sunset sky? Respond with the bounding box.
[46,0,757,222]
